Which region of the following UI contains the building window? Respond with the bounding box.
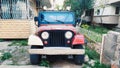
[0,0,28,19]
[97,9,100,15]
[115,7,119,14]
[36,0,41,8]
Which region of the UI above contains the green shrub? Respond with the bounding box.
[39,60,50,67]
[85,46,100,60]
[1,52,12,61]
[8,40,27,46]
[93,61,110,68]
[81,24,90,29]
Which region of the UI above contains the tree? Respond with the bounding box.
[63,0,95,26]
[96,0,109,25]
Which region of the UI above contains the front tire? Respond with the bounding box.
[74,55,84,65]
[30,54,41,65]
[30,46,42,65]
[73,45,85,65]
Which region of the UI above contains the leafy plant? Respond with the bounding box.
[93,61,110,68]
[81,24,90,29]
[8,40,27,46]
[39,60,50,67]
[85,46,100,60]
[1,52,12,61]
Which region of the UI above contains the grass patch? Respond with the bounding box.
[0,52,12,61]
[80,24,109,42]
[89,26,109,34]
[85,46,100,60]
[81,24,109,34]
[8,40,28,46]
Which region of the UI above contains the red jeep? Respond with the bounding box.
[28,11,85,65]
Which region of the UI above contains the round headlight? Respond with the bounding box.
[65,31,73,39]
[41,31,49,39]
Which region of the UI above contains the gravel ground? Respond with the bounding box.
[51,60,82,68]
[0,41,12,50]
[1,46,30,65]
[0,65,46,68]
[0,41,83,68]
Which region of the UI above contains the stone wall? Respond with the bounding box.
[101,31,120,68]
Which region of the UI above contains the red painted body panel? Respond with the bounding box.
[72,34,84,45]
[37,24,76,33]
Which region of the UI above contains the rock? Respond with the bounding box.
[0,46,30,65]
[85,55,89,62]
[88,60,95,66]
[0,42,12,50]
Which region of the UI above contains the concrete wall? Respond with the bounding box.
[101,31,120,67]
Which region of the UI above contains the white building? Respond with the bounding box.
[93,0,120,26]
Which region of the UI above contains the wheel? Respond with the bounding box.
[74,55,84,65]
[30,46,42,65]
[73,45,85,65]
[30,54,41,65]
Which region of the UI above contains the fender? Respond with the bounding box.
[28,35,43,46]
[72,34,84,45]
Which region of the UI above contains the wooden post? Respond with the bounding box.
[100,34,106,63]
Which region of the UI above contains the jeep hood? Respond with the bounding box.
[37,24,76,33]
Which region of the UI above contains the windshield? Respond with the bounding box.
[39,12,75,24]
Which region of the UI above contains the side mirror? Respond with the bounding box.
[75,18,81,26]
[34,17,38,26]
[34,17,38,22]
[76,18,81,23]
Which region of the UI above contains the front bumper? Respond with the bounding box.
[29,47,85,55]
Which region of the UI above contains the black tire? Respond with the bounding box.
[74,55,84,65]
[30,54,41,65]
[30,46,42,65]
[73,45,85,65]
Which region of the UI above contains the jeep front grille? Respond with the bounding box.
[48,31,65,47]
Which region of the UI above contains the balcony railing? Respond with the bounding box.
[93,15,119,24]
[0,0,30,19]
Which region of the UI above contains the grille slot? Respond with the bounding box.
[48,31,65,47]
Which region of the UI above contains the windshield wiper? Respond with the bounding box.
[43,20,50,24]
[56,20,64,24]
